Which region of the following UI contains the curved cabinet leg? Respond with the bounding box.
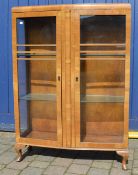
[15,144,25,162]
[116,150,128,170]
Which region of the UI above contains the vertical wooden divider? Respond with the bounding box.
[57,11,62,146]
[62,10,72,147]
[65,10,71,147]
[62,10,67,147]
[124,9,131,146]
[74,11,81,147]
[71,10,76,147]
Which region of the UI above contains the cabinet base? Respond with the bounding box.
[15,143,128,170]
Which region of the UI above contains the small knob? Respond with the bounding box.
[76,77,79,81]
[58,76,60,81]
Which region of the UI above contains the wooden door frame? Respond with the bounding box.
[12,10,62,147]
[72,8,131,149]
[61,10,72,148]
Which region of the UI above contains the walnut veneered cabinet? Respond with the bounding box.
[12,4,131,169]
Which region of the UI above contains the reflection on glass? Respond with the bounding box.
[80,15,126,44]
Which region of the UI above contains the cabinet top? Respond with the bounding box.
[12,4,131,13]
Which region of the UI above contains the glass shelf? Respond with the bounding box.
[20,93,56,101]
[80,43,126,47]
[80,94,124,103]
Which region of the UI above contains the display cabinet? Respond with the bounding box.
[12,4,131,170]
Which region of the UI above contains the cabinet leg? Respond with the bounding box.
[116,150,128,170]
[15,144,25,162]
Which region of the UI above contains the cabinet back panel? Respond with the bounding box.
[83,121,124,136]
[85,88,124,96]
[30,61,56,94]
[81,103,124,122]
[80,61,125,85]
[27,17,56,45]
[30,101,56,119]
[32,118,57,132]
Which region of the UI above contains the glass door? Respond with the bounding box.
[73,10,129,148]
[14,11,62,146]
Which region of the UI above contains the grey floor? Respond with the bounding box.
[0,132,138,175]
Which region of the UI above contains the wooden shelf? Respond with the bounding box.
[80,57,125,61]
[80,50,126,57]
[17,58,56,61]
[20,93,56,101]
[80,43,126,47]
[17,52,56,57]
[82,134,123,143]
[80,50,126,54]
[17,44,56,47]
[80,94,124,103]
[17,51,56,54]
[31,80,56,86]
[85,82,124,88]
[23,130,57,140]
[80,54,125,57]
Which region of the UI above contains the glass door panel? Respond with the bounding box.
[76,14,126,145]
[16,15,61,143]
[80,15,126,60]
[80,15,126,45]
[17,17,56,60]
